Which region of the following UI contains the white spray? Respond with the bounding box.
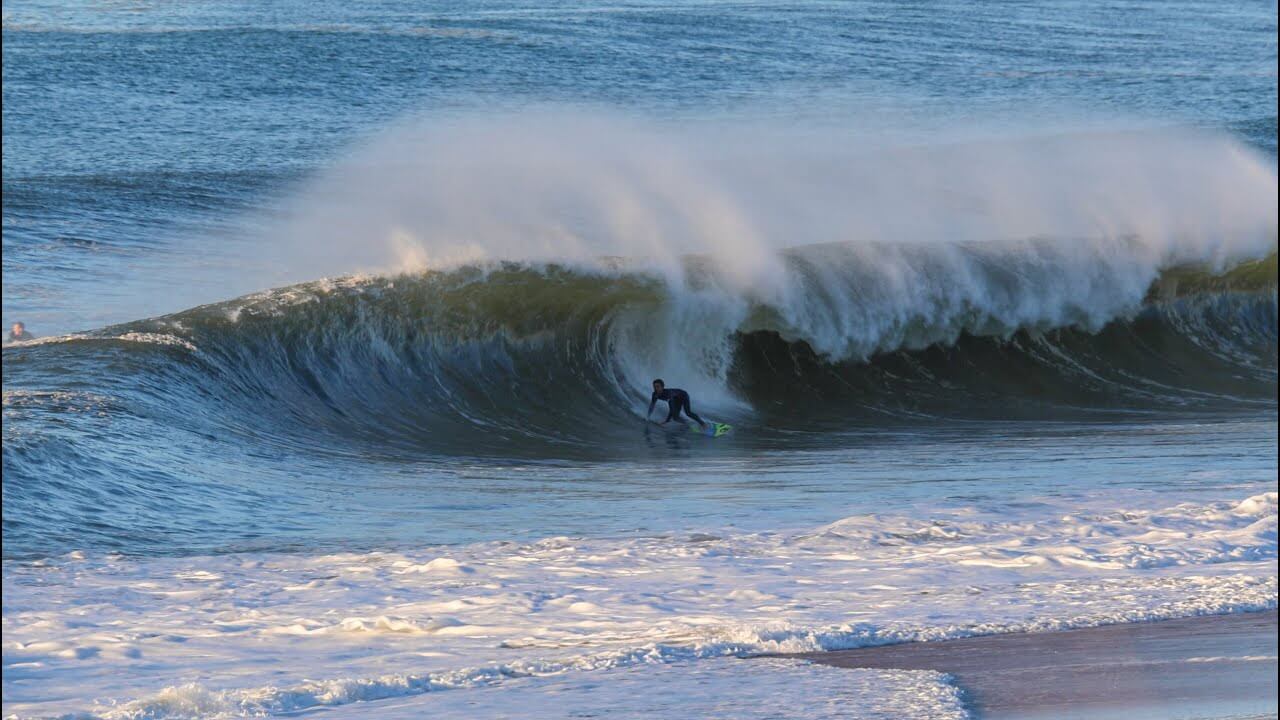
[255,109,1276,407]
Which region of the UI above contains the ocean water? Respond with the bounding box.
[2,1,1277,718]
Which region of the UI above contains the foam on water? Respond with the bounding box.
[3,490,1274,718]
[240,660,971,720]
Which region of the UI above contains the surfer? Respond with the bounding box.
[7,322,35,343]
[647,379,706,427]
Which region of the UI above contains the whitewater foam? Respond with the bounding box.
[3,491,1274,718]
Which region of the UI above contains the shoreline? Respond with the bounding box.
[786,609,1278,719]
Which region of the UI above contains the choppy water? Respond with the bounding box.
[2,1,1277,718]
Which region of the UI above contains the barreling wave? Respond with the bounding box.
[5,240,1275,458]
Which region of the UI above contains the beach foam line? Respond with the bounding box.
[96,661,973,720]
[295,660,972,720]
[56,602,1278,720]
[4,492,1275,718]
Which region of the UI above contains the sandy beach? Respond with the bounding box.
[791,610,1278,720]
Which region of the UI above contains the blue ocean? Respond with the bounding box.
[3,2,1276,718]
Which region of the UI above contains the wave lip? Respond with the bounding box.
[3,245,1276,462]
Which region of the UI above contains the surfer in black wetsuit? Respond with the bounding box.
[7,322,35,343]
[647,379,706,427]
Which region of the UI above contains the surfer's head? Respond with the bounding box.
[652,379,664,391]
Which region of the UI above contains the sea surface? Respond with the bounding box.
[2,1,1277,718]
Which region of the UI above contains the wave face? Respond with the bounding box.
[5,243,1275,455]
[3,238,1275,559]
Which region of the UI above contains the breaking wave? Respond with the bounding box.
[5,242,1275,457]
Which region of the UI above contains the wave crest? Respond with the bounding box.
[6,242,1273,455]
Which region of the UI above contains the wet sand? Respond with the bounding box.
[789,610,1278,720]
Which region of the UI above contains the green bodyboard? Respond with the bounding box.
[689,422,733,438]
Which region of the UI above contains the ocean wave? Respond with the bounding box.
[3,243,1276,459]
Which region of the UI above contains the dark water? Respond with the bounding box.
[2,0,1277,560]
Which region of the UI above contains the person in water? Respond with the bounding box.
[7,322,35,343]
[647,379,706,427]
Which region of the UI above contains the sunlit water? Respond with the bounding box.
[2,1,1276,718]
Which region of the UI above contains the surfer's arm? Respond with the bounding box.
[647,393,658,418]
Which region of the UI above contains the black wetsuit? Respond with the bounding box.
[648,388,704,425]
